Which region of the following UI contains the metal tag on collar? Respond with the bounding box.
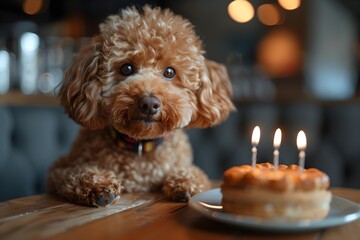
[138,142,143,159]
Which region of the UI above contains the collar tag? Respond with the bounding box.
[138,142,143,159]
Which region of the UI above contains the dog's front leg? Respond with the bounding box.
[47,165,122,207]
[162,165,211,202]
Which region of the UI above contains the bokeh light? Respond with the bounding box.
[278,0,301,11]
[228,0,255,23]
[257,30,302,77]
[23,0,43,15]
[257,4,283,26]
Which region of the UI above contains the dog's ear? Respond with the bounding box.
[59,36,107,130]
[189,60,235,128]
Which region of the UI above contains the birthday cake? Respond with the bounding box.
[221,163,331,221]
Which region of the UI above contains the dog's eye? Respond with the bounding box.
[120,64,134,76]
[163,67,176,80]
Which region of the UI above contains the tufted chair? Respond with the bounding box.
[1,103,359,201]
[0,106,79,201]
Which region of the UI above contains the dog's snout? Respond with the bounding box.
[138,96,161,115]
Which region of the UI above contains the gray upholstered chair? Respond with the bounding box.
[0,106,79,201]
[1,103,359,201]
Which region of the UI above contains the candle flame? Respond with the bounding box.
[251,126,261,145]
[273,128,282,148]
[297,130,307,150]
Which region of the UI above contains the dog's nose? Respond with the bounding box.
[138,96,161,115]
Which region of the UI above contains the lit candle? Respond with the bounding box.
[251,126,261,169]
[273,128,282,171]
[297,130,307,172]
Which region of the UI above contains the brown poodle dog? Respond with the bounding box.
[47,5,234,207]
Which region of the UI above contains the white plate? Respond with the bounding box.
[189,188,360,232]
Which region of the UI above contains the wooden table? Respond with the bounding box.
[0,187,359,240]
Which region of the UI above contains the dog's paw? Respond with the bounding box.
[91,188,118,207]
[163,184,195,202]
[163,168,211,202]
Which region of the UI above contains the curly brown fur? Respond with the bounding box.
[47,5,235,207]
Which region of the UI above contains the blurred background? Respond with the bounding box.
[0,0,360,201]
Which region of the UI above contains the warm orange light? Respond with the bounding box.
[257,29,302,77]
[23,0,43,15]
[257,4,283,26]
[228,0,255,23]
[278,0,301,11]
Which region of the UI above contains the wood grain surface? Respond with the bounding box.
[0,188,359,240]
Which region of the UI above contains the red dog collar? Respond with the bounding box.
[110,128,164,156]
